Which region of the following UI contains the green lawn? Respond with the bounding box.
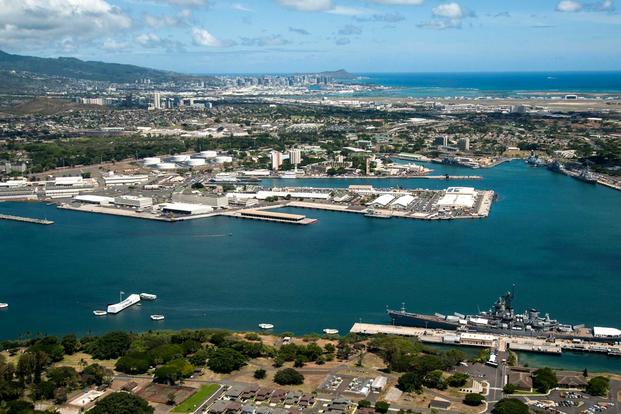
[172,384,220,413]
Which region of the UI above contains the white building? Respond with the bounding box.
[153,92,161,109]
[54,176,83,186]
[392,194,415,209]
[0,179,28,188]
[114,195,153,209]
[103,174,149,187]
[288,149,302,166]
[593,327,621,338]
[161,203,213,215]
[371,376,387,393]
[255,190,330,200]
[271,151,283,171]
[369,194,395,207]
[172,193,229,208]
[74,195,115,205]
[436,187,477,210]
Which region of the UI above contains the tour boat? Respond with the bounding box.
[258,323,274,330]
[0,303,8,309]
[140,293,157,301]
[150,314,165,321]
[323,328,339,335]
[93,310,107,316]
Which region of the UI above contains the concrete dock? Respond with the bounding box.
[0,214,54,225]
[350,323,621,356]
[222,208,317,225]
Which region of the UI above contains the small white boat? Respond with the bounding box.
[140,293,157,301]
[0,303,8,309]
[93,310,107,316]
[323,328,339,335]
[150,314,165,321]
[258,323,274,330]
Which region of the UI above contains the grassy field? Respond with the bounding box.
[172,383,220,413]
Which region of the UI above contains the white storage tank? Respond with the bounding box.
[199,150,218,159]
[186,158,206,167]
[156,162,177,170]
[215,155,233,164]
[170,154,191,162]
[143,157,161,166]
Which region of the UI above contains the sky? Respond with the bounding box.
[0,0,620,74]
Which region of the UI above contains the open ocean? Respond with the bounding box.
[348,71,621,97]
[1,161,621,371]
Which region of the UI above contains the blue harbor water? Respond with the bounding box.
[347,72,621,97]
[1,161,621,371]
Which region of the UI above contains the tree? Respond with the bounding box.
[207,348,246,374]
[274,368,304,385]
[374,401,390,414]
[61,335,79,355]
[115,353,150,374]
[586,376,610,397]
[397,372,422,393]
[532,367,557,393]
[423,370,447,390]
[254,369,266,379]
[358,400,371,408]
[463,393,485,406]
[583,368,589,378]
[447,373,469,387]
[503,384,517,394]
[89,332,131,360]
[47,366,79,389]
[81,364,111,386]
[91,392,154,414]
[154,359,194,385]
[491,398,529,414]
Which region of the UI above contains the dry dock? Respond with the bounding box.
[0,214,54,225]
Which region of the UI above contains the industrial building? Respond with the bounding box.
[103,174,149,187]
[172,193,229,208]
[114,195,153,209]
[74,195,115,205]
[161,203,214,215]
[436,187,477,210]
[368,194,395,207]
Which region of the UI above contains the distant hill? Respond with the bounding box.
[0,50,201,83]
[316,69,356,79]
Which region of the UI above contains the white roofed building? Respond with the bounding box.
[436,187,477,210]
[103,174,149,187]
[369,194,395,207]
[160,203,213,215]
[392,194,415,209]
[593,327,621,338]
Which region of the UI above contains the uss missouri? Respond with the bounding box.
[387,288,621,343]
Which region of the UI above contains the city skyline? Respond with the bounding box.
[0,0,620,74]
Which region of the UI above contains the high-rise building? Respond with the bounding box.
[271,151,283,171]
[153,92,161,110]
[458,138,470,151]
[288,149,302,166]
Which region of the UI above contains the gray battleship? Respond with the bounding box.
[387,289,620,342]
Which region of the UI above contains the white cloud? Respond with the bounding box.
[555,0,615,12]
[232,3,252,12]
[432,2,463,19]
[277,0,333,11]
[144,10,191,28]
[240,34,290,46]
[192,27,233,47]
[327,6,370,16]
[369,0,423,5]
[145,0,209,6]
[556,0,582,11]
[0,0,131,50]
[102,39,130,51]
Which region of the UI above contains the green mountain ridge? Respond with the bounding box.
[0,50,193,83]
